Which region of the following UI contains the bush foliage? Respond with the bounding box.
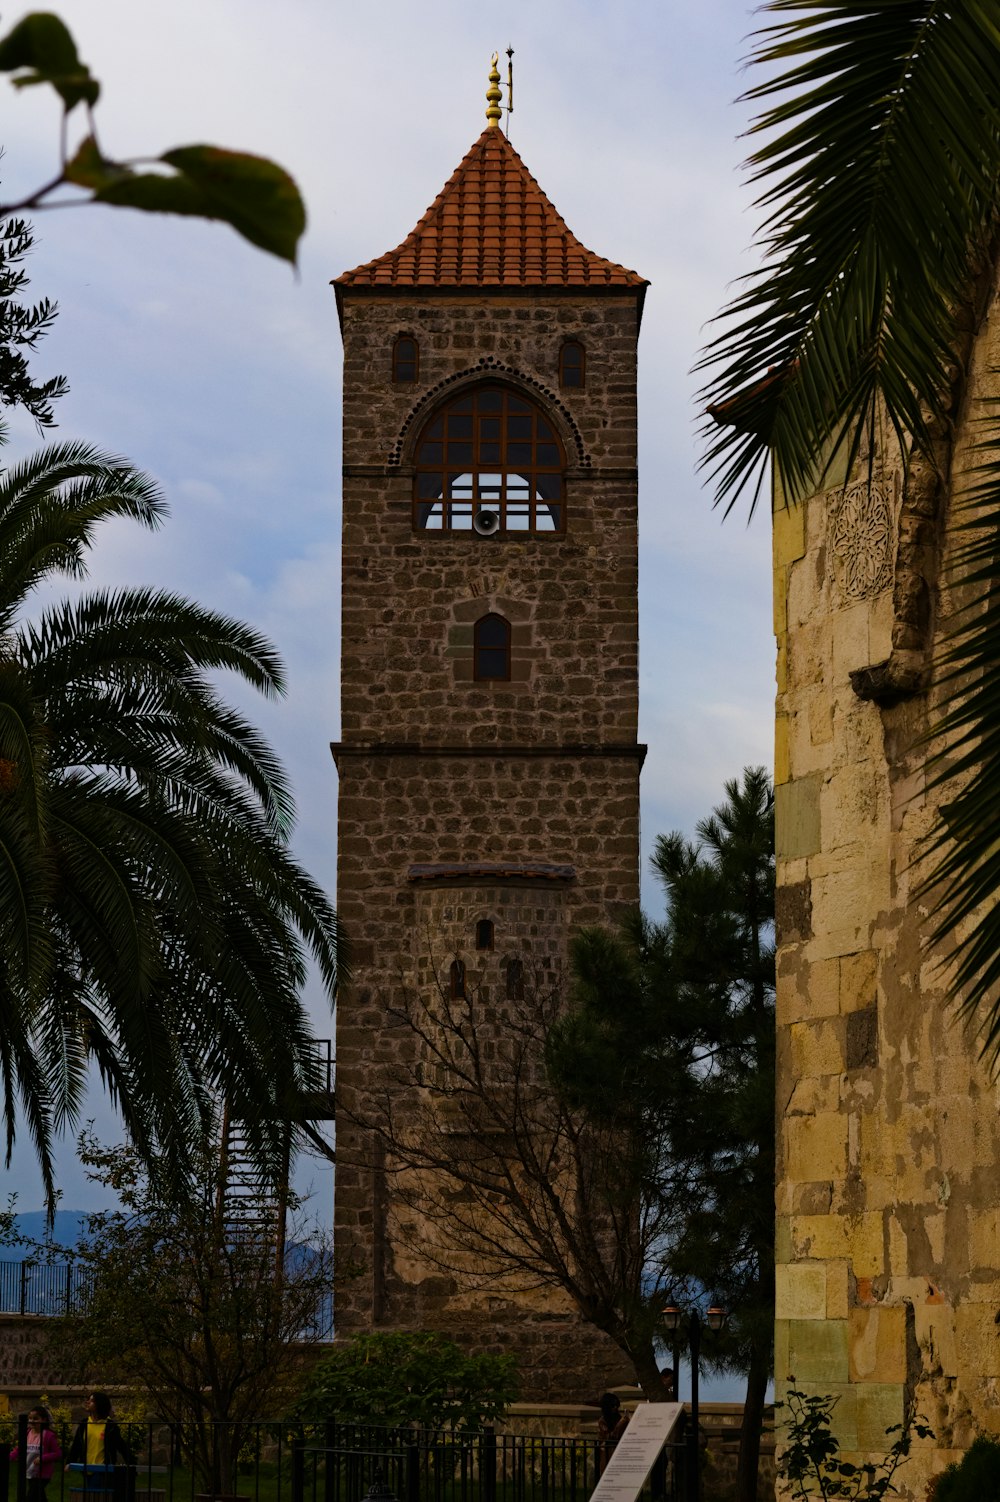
[296,1331,518,1430]
[934,1436,1000,1502]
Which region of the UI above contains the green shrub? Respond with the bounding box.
[934,1436,1000,1502]
[296,1331,518,1430]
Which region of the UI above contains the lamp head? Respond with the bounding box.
[661,1303,681,1333]
[706,1305,727,1332]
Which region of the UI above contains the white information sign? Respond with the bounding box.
[587,1403,684,1502]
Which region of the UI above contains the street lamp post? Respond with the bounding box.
[661,1304,727,1502]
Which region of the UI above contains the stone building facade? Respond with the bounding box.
[774,271,1000,1494]
[330,109,646,1398]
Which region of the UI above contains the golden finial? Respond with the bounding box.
[486,52,502,128]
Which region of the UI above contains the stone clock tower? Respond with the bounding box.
[330,69,647,1398]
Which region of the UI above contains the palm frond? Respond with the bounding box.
[924,419,1000,1058]
[699,1,1000,513]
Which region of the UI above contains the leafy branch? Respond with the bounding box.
[777,1383,932,1501]
[0,12,305,264]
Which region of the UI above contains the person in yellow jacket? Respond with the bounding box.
[68,1393,135,1500]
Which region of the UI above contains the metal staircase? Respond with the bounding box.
[216,1039,335,1266]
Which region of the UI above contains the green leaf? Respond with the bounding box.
[90,144,306,264]
[0,12,99,109]
[64,135,129,193]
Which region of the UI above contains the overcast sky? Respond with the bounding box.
[1,0,774,1284]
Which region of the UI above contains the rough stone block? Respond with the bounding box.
[849,1306,907,1383]
[774,501,807,567]
[846,1213,884,1277]
[792,1018,844,1077]
[969,1208,1000,1274]
[827,1262,850,1319]
[840,949,877,1013]
[788,1317,850,1382]
[776,774,823,860]
[855,1384,904,1451]
[831,600,871,679]
[776,1263,828,1321]
[786,1111,849,1182]
[792,1213,848,1260]
[954,1304,1000,1378]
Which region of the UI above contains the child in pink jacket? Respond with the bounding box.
[9,1404,62,1502]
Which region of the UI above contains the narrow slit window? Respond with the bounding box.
[474,614,511,682]
[449,959,466,999]
[476,919,495,951]
[559,341,585,389]
[393,335,419,384]
[506,958,525,1002]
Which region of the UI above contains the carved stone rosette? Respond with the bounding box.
[831,477,896,601]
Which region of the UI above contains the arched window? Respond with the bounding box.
[476,918,495,951]
[505,958,525,1002]
[474,614,511,682]
[413,385,564,535]
[449,959,466,1000]
[392,335,419,383]
[559,341,585,389]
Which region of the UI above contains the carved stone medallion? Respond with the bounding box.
[831,478,895,600]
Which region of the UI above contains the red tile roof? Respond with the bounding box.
[336,128,646,291]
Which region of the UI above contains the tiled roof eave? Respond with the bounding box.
[333,276,648,333]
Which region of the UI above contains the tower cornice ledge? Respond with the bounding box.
[330,740,647,766]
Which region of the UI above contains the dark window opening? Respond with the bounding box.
[450,959,466,999]
[393,335,419,384]
[505,958,524,1001]
[413,385,565,535]
[476,919,495,951]
[474,613,511,682]
[559,341,585,389]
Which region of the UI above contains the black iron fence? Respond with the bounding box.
[0,1260,88,1316]
[0,1262,333,1338]
[1,1418,684,1502]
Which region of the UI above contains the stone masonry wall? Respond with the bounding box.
[774,272,1000,1498]
[334,290,642,1403]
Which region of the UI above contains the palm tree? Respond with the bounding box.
[0,440,341,1203]
[699,2,1000,1049]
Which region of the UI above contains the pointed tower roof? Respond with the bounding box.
[335,127,647,301]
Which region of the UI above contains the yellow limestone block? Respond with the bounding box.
[775,713,791,787]
[846,1213,885,1278]
[776,633,788,695]
[969,1208,1000,1274]
[774,500,807,567]
[856,1385,905,1451]
[799,957,842,1022]
[915,1303,958,1379]
[792,1213,848,1260]
[827,1262,850,1319]
[791,1018,843,1077]
[776,1262,828,1320]
[774,565,788,636]
[840,949,877,1013]
[788,1318,850,1383]
[849,1307,908,1383]
[787,1110,849,1182]
[955,1304,1000,1378]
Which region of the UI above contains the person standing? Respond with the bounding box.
[68,1394,135,1501]
[597,1392,630,1473]
[10,1405,62,1502]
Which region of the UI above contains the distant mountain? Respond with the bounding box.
[5,1211,91,1258]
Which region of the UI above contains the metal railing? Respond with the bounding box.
[0,1261,333,1338]
[290,1421,684,1502]
[2,1418,683,1502]
[0,1260,88,1316]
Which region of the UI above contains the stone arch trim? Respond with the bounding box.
[389,359,591,469]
